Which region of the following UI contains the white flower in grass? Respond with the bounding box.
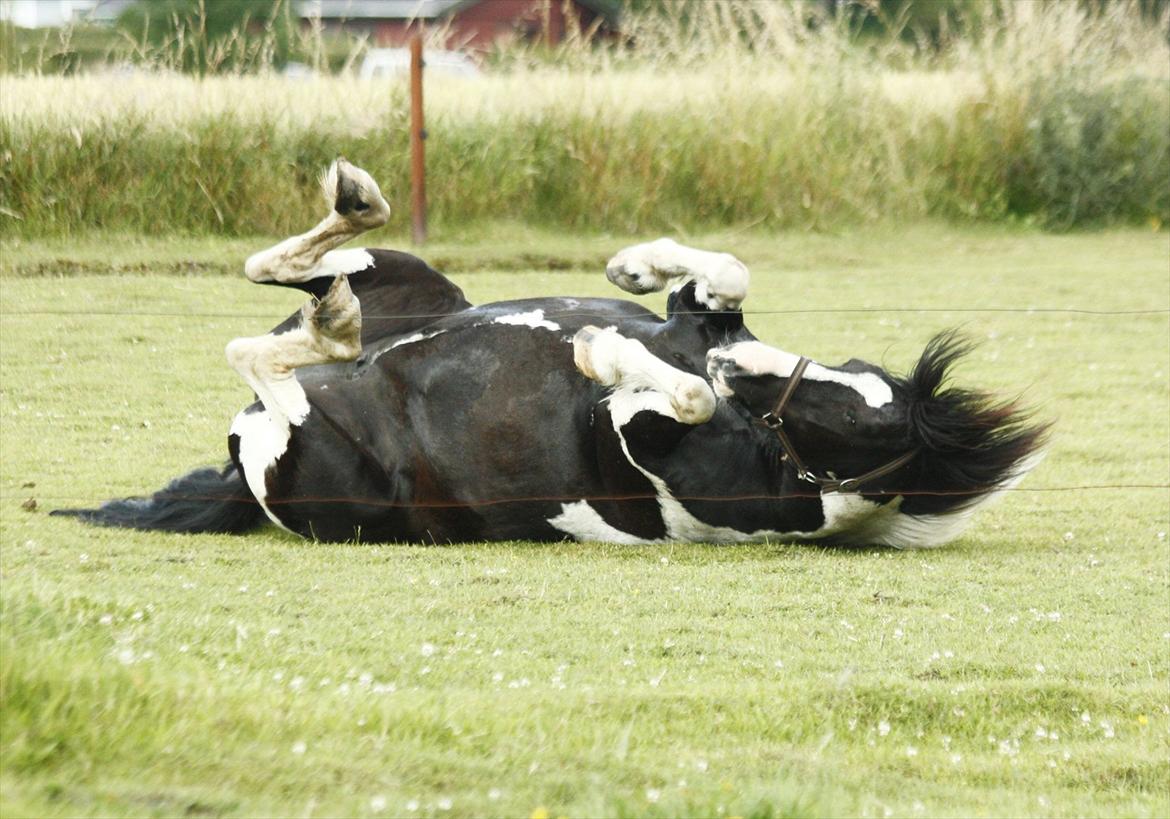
[436,796,453,811]
[99,614,113,625]
[878,720,891,737]
[420,642,436,657]
[487,789,502,801]
[950,753,963,765]
[906,746,918,757]
[291,740,307,755]
[646,788,661,803]
[404,799,419,812]
[1100,720,1115,739]
[1081,711,1091,724]
[370,795,387,812]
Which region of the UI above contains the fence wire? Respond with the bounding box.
[3,298,1168,511]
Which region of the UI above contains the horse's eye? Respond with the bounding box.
[845,411,857,425]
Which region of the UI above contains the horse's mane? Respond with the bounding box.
[891,330,1051,517]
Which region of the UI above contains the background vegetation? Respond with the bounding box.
[1,1,1167,236]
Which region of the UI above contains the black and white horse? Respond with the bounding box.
[57,160,1047,548]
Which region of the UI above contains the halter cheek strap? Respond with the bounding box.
[760,356,919,494]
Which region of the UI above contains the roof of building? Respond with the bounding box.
[297,0,620,24]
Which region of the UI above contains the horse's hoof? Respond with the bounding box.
[323,159,391,229]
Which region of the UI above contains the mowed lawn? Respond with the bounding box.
[1,224,1167,818]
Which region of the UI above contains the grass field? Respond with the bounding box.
[1,223,1168,817]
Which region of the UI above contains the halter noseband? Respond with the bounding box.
[760,356,919,494]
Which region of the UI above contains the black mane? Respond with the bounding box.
[893,331,1050,516]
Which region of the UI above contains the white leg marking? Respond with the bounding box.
[605,238,749,310]
[712,341,894,408]
[573,326,715,425]
[547,500,659,545]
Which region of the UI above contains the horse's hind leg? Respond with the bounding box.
[244,159,391,285]
[225,275,361,428]
[604,238,749,310]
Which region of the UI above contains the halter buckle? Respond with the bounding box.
[761,412,783,430]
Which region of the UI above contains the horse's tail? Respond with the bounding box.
[51,462,266,535]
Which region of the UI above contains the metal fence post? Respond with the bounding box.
[410,34,427,245]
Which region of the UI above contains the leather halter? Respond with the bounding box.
[760,356,919,494]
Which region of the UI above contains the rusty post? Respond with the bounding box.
[409,33,427,245]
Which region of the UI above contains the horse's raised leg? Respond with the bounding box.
[225,274,361,427]
[605,238,749,310]
[244,158,391,285]
[573,325,715,424]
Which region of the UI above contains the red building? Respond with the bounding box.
[300,0,622,50]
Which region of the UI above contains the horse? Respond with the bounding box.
[54,159,1048,548]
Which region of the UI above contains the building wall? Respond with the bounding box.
[326,1,606,49]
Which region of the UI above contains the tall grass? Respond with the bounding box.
[1,1,1166,237]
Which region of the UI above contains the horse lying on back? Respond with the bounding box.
[55,160,1047,548]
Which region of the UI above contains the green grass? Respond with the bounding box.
[1,223,1168,817]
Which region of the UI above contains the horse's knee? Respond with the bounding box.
[225,337,254,374]
[573,326,625,385]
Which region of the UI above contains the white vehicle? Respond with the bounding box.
[358,48,480,79]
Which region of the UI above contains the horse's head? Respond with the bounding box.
[707,340,911,487]
[708,331,1050,543]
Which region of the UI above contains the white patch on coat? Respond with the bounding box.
[604,388,826,543]
[229,408,295,531]
[715,342,893,408]
[548,500,660,545]
[388,329,447,350]
[315,248,375,278]
[494,309,560,331]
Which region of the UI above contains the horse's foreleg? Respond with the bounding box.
[225,275,361,427]
[243,159,391,285]
[604,238,749,310]
[573,325,715,425]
